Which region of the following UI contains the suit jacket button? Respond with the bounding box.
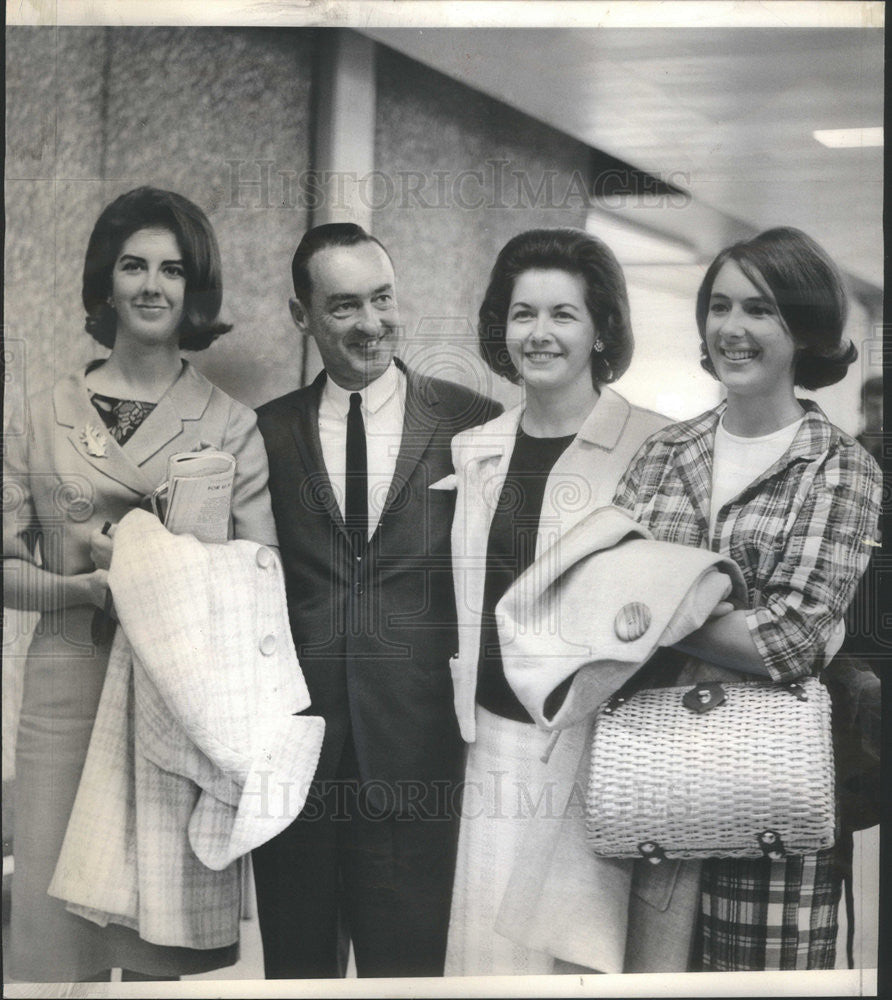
[354,582,363,596]
[256,546,273,568]
[259,633,277,656]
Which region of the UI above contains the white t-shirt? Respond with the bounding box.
[709,413,804,543]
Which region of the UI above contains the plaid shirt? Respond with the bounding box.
[614,401,881,683]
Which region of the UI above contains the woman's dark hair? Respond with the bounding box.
[478,227,634,386]
[82,186,231,351]
[696,226,856,390]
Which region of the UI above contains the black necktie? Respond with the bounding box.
[345,392,368,553]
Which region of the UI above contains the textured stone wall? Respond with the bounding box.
[3,26,314,780]
[373,44,593,409]
[5,26,314,409]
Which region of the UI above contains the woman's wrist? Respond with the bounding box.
[20,565,109,611]
[76,568,110,610]
[39,569,106,611]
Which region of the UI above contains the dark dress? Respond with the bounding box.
[476,428,577,720]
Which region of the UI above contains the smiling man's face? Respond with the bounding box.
[291,241,400,390]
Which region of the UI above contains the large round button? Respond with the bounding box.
[256,546,273,568]
[614,602,651,642]
[259,633,277,656]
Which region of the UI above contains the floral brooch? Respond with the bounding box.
[79,423,108,458]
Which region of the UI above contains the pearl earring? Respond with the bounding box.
[593,338,605,353]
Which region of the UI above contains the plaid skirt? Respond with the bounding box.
[700,848,841,970]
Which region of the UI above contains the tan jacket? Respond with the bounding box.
[3,361,278,579]
[498,505,746,730]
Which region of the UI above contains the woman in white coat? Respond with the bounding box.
[445,228,693,976]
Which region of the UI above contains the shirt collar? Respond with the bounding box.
[671,398,834,462]
[321,361,403,416]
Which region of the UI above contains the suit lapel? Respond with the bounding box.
[123,362,211,468]
[289,372,348,535]
[385,369,439,517]
[55,372,157,497]
[535,388,630,550]
[290,365,454,540]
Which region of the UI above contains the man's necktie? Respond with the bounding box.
[345,391,368,554]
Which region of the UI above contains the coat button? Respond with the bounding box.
[354,582,363,596]
[256,546,273,568]
[614,602,652,642]
[259,633,277,656]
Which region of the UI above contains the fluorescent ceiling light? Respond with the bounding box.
[813,127,883,148]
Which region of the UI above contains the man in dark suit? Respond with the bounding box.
[252,223,501,979]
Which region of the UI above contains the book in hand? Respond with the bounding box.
[150,450,236,544]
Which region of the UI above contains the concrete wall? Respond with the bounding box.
[5,26,314,410]
[3,26,315,779]
[373,44,593,409]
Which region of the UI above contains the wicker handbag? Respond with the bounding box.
[585,675,836,861]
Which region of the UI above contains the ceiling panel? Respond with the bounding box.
[363,27,884,287]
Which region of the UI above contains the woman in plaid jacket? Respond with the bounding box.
[613,227,881,971]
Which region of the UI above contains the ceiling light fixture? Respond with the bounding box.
[813,127,883,148]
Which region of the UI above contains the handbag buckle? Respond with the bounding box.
[602,692,627,715]
[756,829,786,859]
[637,841,666,864]
[785,681,808,701]
[682,681,726,714]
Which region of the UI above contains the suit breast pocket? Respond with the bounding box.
[379,481,456,558]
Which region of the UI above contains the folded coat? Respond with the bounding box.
[491,504,747,971]
[497,504,748,730]
[48,508,324,949]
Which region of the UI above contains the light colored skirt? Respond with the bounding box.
[445,706,556,977]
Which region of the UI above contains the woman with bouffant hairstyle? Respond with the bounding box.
[445,227,674,975]
[4,186,277,982]
[82,186,232,351]
[477,226,634,388]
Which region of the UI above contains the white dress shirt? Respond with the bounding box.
[317,362,407,538]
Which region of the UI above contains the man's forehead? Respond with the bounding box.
[308,242,395,297]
